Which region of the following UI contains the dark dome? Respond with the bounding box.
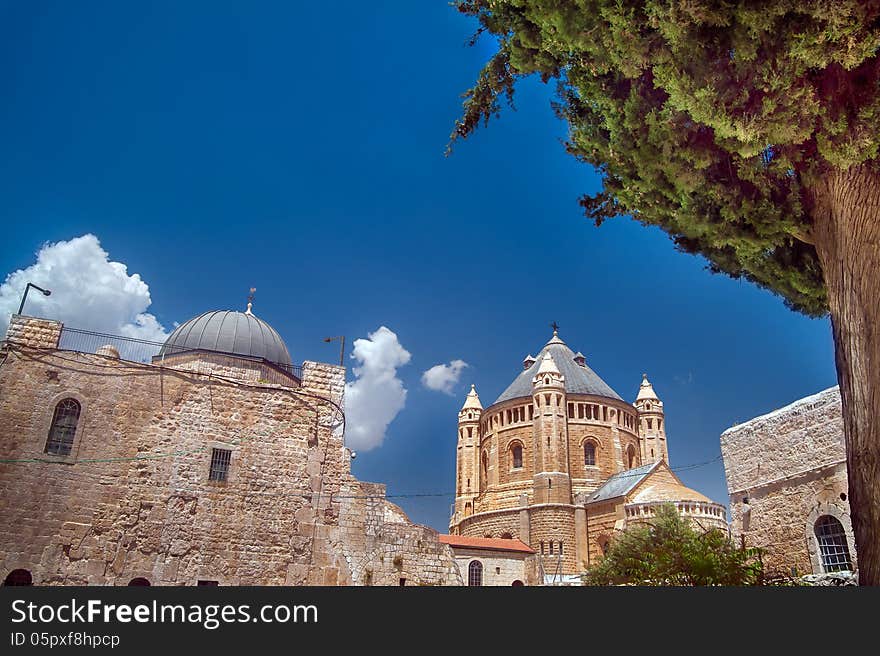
[494,333,622,405]
[158,310,291,366]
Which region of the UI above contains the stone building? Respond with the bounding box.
[449,328,727,579]
[721,387,857,577]
[438,535,541,586]
[0,309,463,586]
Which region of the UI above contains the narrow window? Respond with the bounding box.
[209,448,232,482]
[45,398,81,456]
[647,418,653,429]
[399,578,406,586]
[549,541,554,555]
[511,444,523,469]
[506,410,512,424]
[658,419,662,431]
[540,541,545,555]
[468,561,483,586]
[467,427,473,438]
[602,406,607,422]
[626,445,637,469]
[815,516,853,572]
[559,542,564,555]
[584,442,596,466]
[544,394,551,406]
[578,404,584,419]
[568,403,574,419]
[528,405,534,420]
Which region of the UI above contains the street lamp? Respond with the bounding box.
[17,283,52,316]
[323,335,345,367]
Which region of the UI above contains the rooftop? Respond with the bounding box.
[439,535,535,554]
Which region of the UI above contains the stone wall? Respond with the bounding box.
[720,387,856,576]
[448,547,540,586]
[4,314,62,349]
[336,483,462,586]
[0,319,461,586]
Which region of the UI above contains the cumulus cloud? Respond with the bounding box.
[0,234,169,341]
[421,359,469,395]
[344,326,411,452]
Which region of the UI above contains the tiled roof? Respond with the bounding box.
[586,461,660,503]
[439,535,535,554]
[494,334,622,405]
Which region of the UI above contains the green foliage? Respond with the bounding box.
[582,504,764,586]
[451,1,880,316]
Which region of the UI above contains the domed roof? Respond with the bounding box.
[494,330,622,405]
[159,310,291,366]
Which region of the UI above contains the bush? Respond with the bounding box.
[582,504,763,586]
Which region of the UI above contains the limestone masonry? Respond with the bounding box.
[721,387,857,577]
[449,329,727,580]
[0,311,463,586]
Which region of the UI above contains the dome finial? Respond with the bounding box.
[246,287,256,315]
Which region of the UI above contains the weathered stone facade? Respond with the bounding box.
[439,535,542,586]
[720,387,856,577]
[450,330,727,578]
[0,314,463,586]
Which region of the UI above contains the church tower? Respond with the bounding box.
[635,373,668,464]
[454,384,482,525]
[531,343,572,505]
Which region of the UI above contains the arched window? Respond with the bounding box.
[481,451,489,486]
[815,516,853,572]
[3,569,32,586]
[626,444,637,469]
[584,442,596,466]
[500,532,513,540]
[511,580,524,586]
[468,560,483,586]
[45,398,81,456]
[128,577,151,586]
[510,443,523,469]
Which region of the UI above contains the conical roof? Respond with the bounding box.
[461,384,483,411]
[636,373,659,401]
[494,331,622,405]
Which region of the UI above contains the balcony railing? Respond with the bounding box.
[56,326,302,381]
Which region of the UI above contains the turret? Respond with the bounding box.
[634,373,668,464]
[531,344,572,505]
[452,385,483,529]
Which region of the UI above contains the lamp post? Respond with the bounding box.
[17,283,52,316]
[323,335,345,367]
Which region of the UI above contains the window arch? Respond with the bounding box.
[626,444,638,469]
[3,569,32,586]
[584,441,597,466]
[128,577,151,586]
[815,516,853,572]
[468,560,483,586]
[509,442,523,470]
[45,398,81,456]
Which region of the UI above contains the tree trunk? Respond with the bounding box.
[809,162,880,586]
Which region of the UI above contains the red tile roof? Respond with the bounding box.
[439,534,535,554]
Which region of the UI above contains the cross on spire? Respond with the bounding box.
[550,321,560,335]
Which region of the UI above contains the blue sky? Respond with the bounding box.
[0,1,837,531]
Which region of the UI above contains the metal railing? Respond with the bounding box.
[56,326,303,382]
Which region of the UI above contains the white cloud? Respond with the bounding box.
[421,359,469,395]
[0,234,169,342]
[344,326,411,452]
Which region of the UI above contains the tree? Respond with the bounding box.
[582,504,763,586]
[449,1,880,585]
